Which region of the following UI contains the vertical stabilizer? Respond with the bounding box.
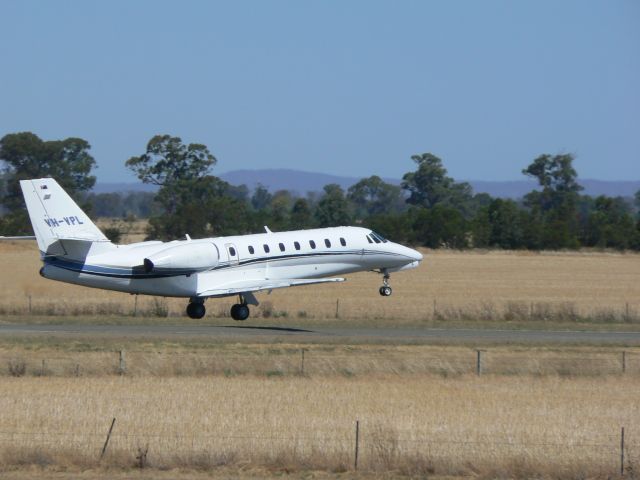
[19,178,114,257]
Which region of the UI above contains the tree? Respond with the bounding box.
[583,196,637,250]
[363,213,411,244]
[250,184,272,211]
[269,190,293,231]
[315,184,352,227]
[0,132,97,234]
[409,205,468,249]
[125,135,247,240]
[145,175,248,239]
[522,153,583,249]
[290,198,314,229]
[89,192,125,217]
[126,135,216,218]
[347,175,404,218]
[125,135,215,187]
[484,199,525,249]
[401,153,473,215]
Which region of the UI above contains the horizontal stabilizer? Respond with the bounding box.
[197,277,345,298]
[0,236,36,240]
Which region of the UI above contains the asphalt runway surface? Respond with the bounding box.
[1,323,640,344]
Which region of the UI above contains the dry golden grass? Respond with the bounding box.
[95,218,148,243]
[2,342,640,378]
[0,374,638,477]
[1,241,639,324]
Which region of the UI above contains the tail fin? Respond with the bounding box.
[20,178,115,258]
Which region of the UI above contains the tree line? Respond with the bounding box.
[1,132,639,250]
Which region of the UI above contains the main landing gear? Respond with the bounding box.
[186,295,252,320]
[379,270,392,297]
[230,294,250,321]
[186,299,206,319]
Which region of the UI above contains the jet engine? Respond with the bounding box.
[143,242,219,274]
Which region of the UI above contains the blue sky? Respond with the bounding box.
[1,1,638,183]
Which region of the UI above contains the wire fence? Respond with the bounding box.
[1,348,639,377]
[0,422,636,475]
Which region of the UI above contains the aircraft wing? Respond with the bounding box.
[197,277,346,298]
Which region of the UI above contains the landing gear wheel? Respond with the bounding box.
[230,303,250,321]
[379,270,392,297]
[186,302,206,319]
[379,286,392,296]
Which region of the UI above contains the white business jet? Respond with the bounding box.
[16,178,422,320]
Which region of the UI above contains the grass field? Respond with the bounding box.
[1,340,639,477]
[0,373,638,478]
[1,340,640,377]
[2,240,640,477]
[1,241,639,325]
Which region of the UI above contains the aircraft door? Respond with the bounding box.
[225,243,239,266]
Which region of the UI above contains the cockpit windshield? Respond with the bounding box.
[369,231,388,243]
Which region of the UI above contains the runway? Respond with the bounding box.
[1,323,640,344]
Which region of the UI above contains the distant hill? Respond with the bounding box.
[93,169,640,198]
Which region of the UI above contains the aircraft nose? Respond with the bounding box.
[397,244,423,262]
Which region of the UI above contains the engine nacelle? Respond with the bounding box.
[143,242,219,274]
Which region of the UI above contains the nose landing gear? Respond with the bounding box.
[379,271,392,297]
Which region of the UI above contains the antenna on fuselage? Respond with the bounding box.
[185,234,192,241]
[264,226,273,234]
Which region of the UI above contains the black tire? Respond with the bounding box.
[237,304,250,321]
[231,303,250,321]
[380,286,392,297]
[186,302,206,319]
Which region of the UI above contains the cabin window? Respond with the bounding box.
[340,237,346,246]
[263,244,270,253]
[309,240,316,249]
[366,235,373,243]
[229,247,236,257]
[324,239,331,248]
[248,245,255,254]
[294,241,301,250]
[279,242,285,252]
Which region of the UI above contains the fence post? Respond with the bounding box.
[433,299,437,318]
[476,350,484,376]
[354,420,360,471]
[134,295,138,317]
[622,351,626,374]
[335,299,340,319]
[28,295,32,314]
[100,418,116,460]
[621,426,625,476]
[119,350,126,375]
[300,349,306,375]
